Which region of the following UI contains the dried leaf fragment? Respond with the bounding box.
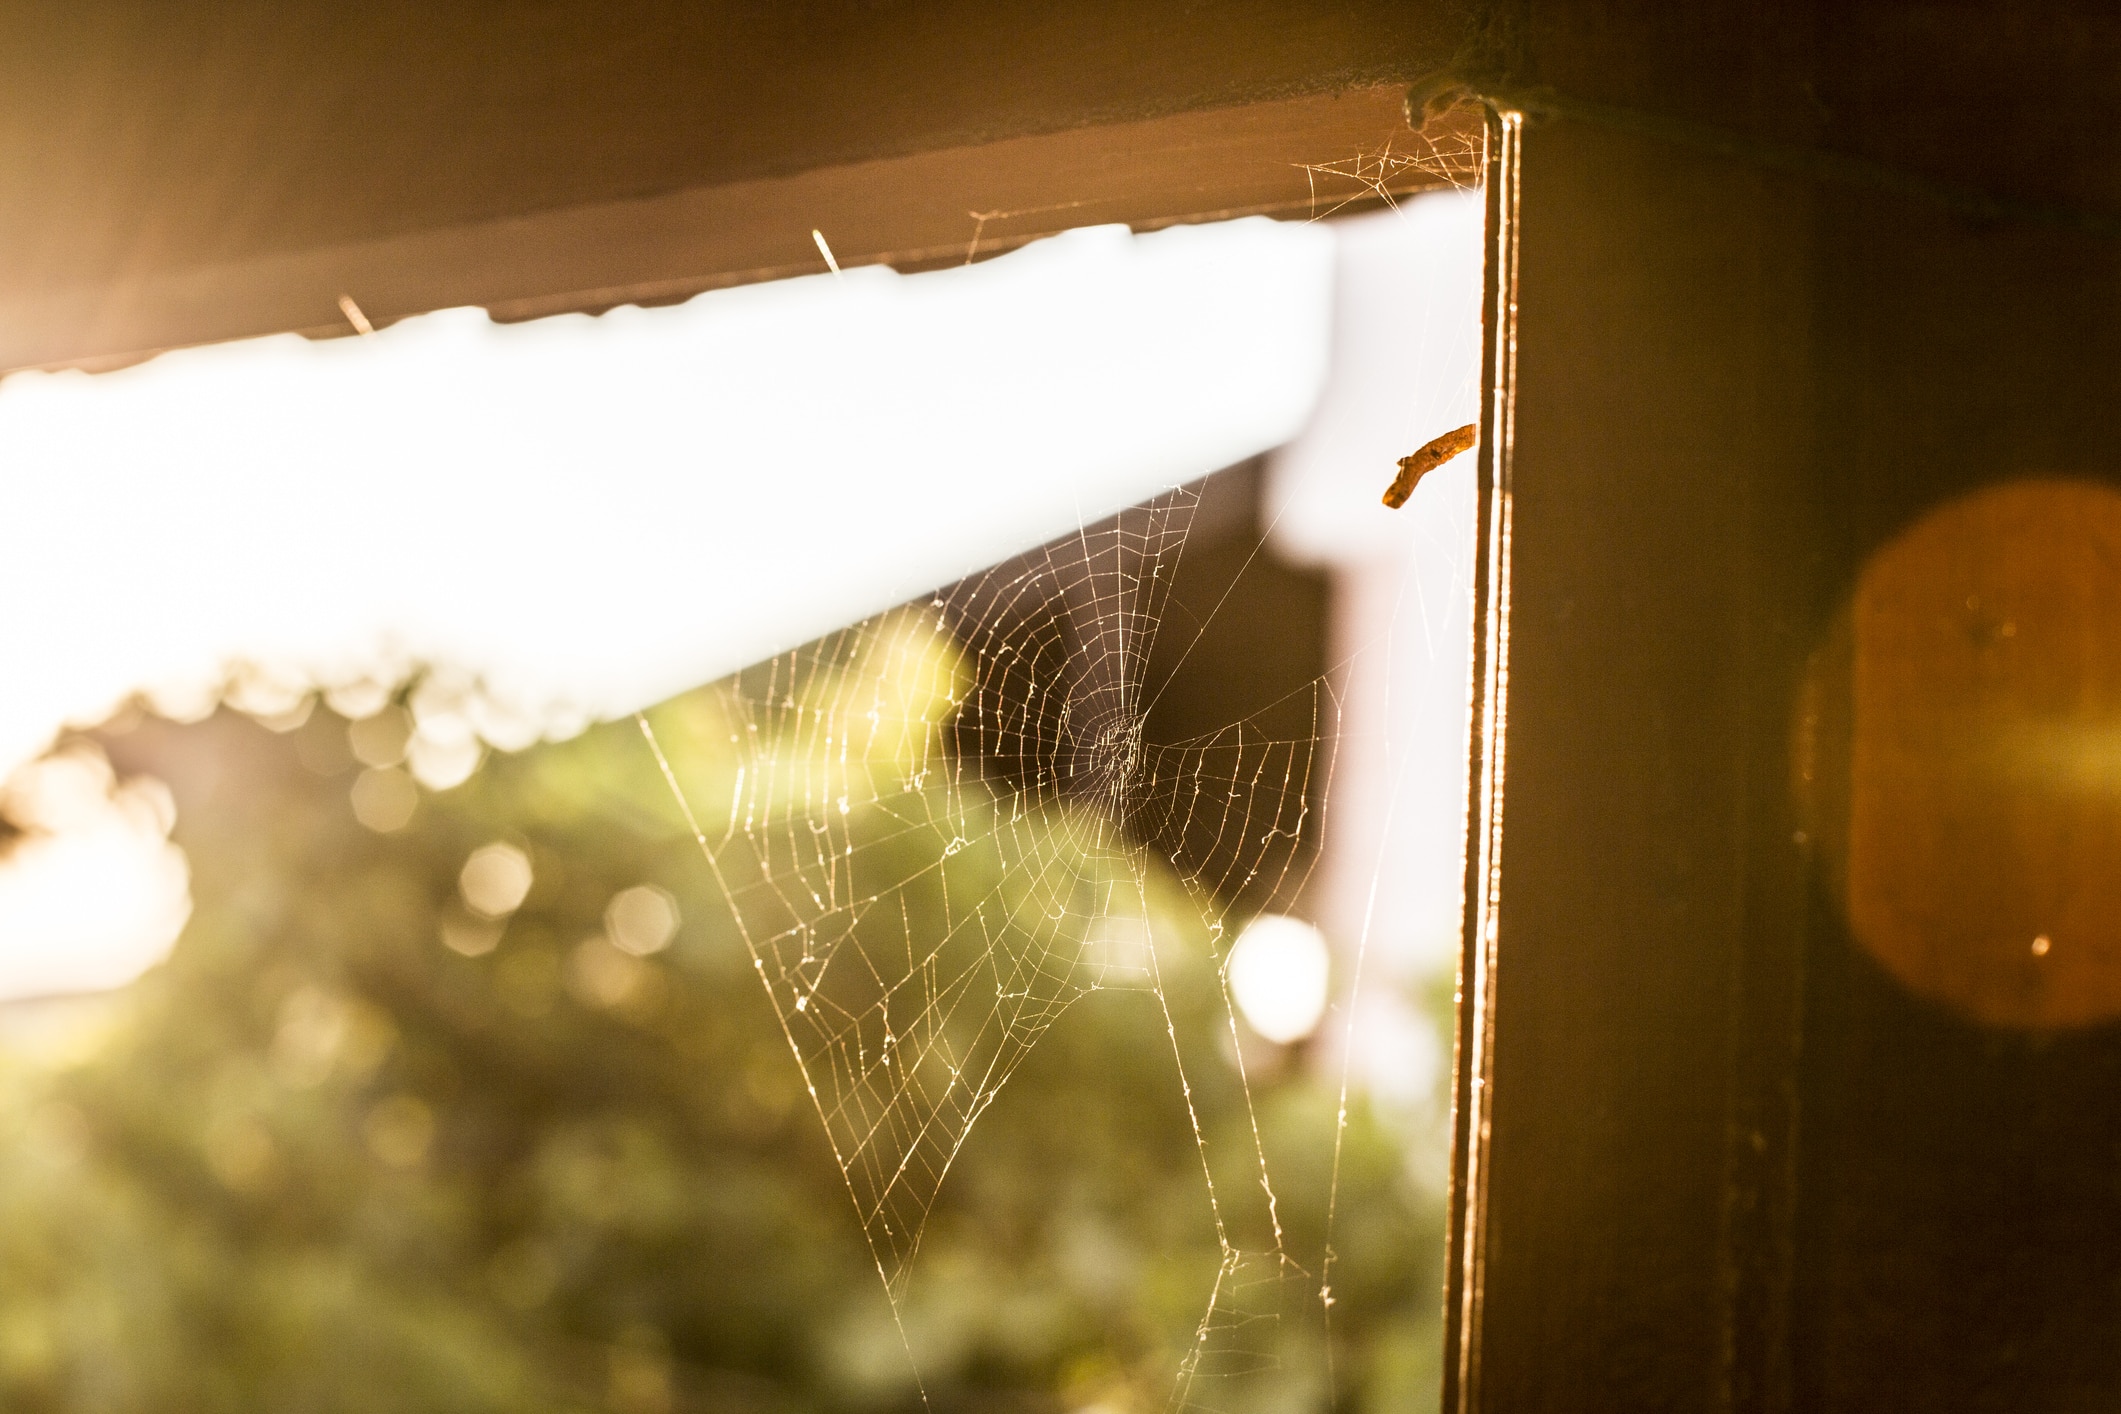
[1382,423,1478,508]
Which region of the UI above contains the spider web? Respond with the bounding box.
[1296,126,1486,224]
[641,482,1340,1409]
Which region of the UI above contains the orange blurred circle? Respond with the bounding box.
[1798,479,2121,1028]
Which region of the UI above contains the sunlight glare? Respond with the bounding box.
[0,746,190,1000]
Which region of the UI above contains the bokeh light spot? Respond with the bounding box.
[0,746,191,1000]
[349,767,417,832]
[347,707,412,769]
[606,885,679,957]
[459,842,533,917]
[1226,913,1331,1045]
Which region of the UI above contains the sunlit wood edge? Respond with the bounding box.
[3,88,1482,377]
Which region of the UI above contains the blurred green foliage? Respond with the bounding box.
[0,649,1444,1412]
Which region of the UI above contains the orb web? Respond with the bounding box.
[641,482,1339,1407]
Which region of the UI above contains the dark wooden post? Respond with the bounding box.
[1445,12,2121,1404]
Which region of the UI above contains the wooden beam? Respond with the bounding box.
[1,88,1476,374]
